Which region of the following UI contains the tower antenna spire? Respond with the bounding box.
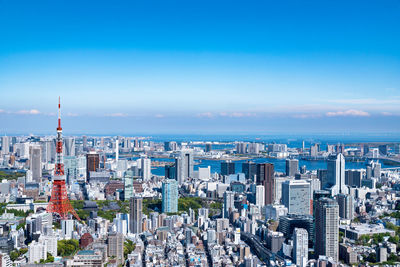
[58,96,62,130]
[47,97,80,221]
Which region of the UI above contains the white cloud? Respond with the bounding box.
[106,113,128,117]
[196,112,214,118]
[292,114,322,119]
[219,112,257,118]
[326,109,370,117]
[154,114,165,118]
[16,109,41,115]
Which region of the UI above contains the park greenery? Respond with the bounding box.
[124,239,136,258]
[70,197,222,221]
[0,203,30,217]
[58,239,79,257]
[356,232,392,246]
[0,170,25,180]
[10,248,28,261]
[40,253,55,263]
[71,200,130,221]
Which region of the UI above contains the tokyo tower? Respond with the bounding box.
[46,97,80,221]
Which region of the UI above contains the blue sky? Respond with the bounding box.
[0,0,400,134]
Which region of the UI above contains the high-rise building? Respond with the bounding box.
[367,161,381,179]
[164,141,178,151]
[64,156,78,185]
[129,197,142,234]
[176,150,194,185]
[282,180,310,215]
[345,170,363,188]
[242,161,257,181]
[41,139,55,163]
[286,159,299,177]
[140,157,151,181]
[223,191,235,218]
[86,153,100,180]
[394,144,400,155]
[256,163,274,205]
[221,161,235,176]
[1,136,9,155]
[313,190,331,216]
[28,240,47,263]
[115,139,119,162]
[29,145,42,182]
[293,228,308,267]
[64,137,75,156]
[205,143,212,152]
[279,214,314,245]
[236,142,248,154]
[165,164,176,180]
[162,179,178,213]
[326,153,348,196]
[336,194,354,220]
[82,135,88,150]
[61,219,74,239]
[314,197,339,261]
[107,232,124,264]
[378,144,388,156]
[255,185,265,208]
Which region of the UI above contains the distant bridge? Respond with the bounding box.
[368,156,400,165]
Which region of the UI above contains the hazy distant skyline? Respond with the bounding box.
[1,0,400,133]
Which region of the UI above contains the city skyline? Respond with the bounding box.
[1,0,400,133]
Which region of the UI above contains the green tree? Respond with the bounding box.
[45,252,54,263]
[10,250,19,261]
[17,222,25,230]
[123,240,136,258]
[366,252,377,263]
[58,239,80,256]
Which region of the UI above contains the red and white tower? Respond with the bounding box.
[46,97,80,220]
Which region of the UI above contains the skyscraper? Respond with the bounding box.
[378,144,388,156]
[221,161,235,176]
[29,145,42,182]
[223,191,235,218]
[115,139,119,162]
[64,137,75,156]
[86,153,100,180]
[82,135,88,150]
[162,179,178,213]
[282,180,311,215]
[129,197,142,234]
[256,163,274,205]
[205,143,212,152]
[242,161,257,181]
[345,170,363,188]
[326,153,348,196]
[314,197,339,261]
[286,159,299,177]
[176,150,194,185]
[336,194,354,220]
[107,232,124,264]
[255,185,265,208]
[140,157,151,181]
[293,228,308,267]
[64,156,78,185]
[1,136,9,155]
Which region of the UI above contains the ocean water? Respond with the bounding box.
[132,133,400,176]
[150,157,395,176]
